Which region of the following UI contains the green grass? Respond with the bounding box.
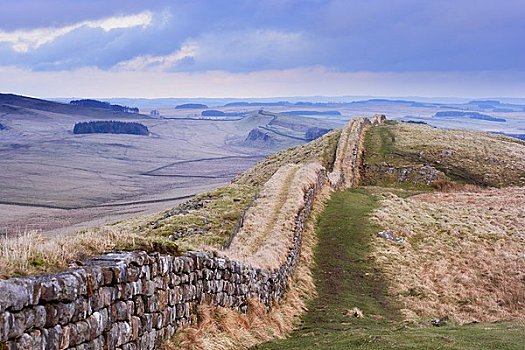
[138,184,258,251]
[363,124,401,166]
[362,126,436,190]
[255,189,525,350]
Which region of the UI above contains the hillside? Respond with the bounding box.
[257,120,525,350]
[0,125,341,277]
[363,121,525,187]
[0,93,148,119]
[1,117,525,350]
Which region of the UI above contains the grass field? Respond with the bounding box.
[372,187,525,323]
[255,189,525,350]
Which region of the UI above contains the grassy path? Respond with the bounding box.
[255,189,525,350]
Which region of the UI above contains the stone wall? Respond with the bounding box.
[0,169,325,350]
[328,117,373,189]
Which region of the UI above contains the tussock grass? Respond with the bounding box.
[227,162,325,269]
[371,187,525,323]
[168,183,331,350]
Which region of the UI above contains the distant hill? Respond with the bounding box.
[0,93,148,119]
[493,132,525,141]
[73,121,149,135]
[224,101,292,107]
[201,110,245,117]
[435,111,506,122]
[175,103,208,109]
[281,110,341,116]
[70,99,139,114]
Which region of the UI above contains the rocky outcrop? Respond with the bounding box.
[242,128,275,147]
[305,127,331,141]
[363,163,446,186]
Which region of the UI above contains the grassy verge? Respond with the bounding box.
[255,189,525,350]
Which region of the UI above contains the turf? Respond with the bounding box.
[254,189,525,350]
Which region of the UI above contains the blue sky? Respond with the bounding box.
[0,0,524,98]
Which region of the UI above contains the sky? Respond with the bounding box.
[0,0,524,99]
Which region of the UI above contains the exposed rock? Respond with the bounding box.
[242,128,275,147]
[377,230,404,243]
[305,127,331,141]
[345,307,364,318]
[431,316,449,327]
[364,163,446,186]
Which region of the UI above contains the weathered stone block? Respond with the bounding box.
[133,297,144,316]
[86,311,105,340]
[46,324,63,350]
[139,265,151,281]
[75,320,90,345]
[57,302,76,325]
[111,301,131,322]
[130,316,141,340]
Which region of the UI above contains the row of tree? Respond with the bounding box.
[73,121,149,135]
[70,99,139,114]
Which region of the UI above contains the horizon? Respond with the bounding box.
[0,1,524,98]
[26,94,525,105]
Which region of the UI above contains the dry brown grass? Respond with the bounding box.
[391,123,525,186]
[227,162,324,269]
[371,187,525,323]
[0,226,180,278]
[167,183,331,350]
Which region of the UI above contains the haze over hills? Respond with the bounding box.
[1,92,524,237]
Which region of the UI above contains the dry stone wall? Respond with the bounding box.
[329,117,375,189]
[0,115,381,349]
[0,169,325,350]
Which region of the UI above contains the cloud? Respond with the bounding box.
[0,0,523,85]
[114,29,313,72]
[114,44,198,71]
[0,11,153,52]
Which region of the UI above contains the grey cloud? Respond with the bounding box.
[0,0,524,73]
